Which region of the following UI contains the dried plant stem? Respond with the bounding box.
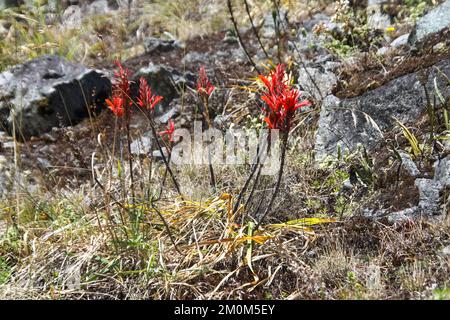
[145,111,184,200]
[244,163,262,209]
[233,136,268,214]
[272,0,283,63]
[202,96,216,191]
[255,131,288,230]
[154,150,172,202]
[151,202,183,256]
[125,120,135,203]
[226,0,261,74]
[243,0,269,60]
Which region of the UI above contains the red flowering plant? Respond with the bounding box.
[257,64,310,227]
[196,66,216,190]
[135,77,183,198]
[233,64,311,227]
[104,60,138,200]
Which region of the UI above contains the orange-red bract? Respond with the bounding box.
[259,64,311,132]
[196,66,215,98]
[159,119,176,142]
[138,77,163,110]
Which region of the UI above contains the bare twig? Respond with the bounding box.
[255,131,288,230]
[226,0,261,74]
[244,0,270,60]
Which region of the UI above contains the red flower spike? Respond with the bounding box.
[106,60,133,117]
[259,64,311,132]
[158,120,176,142]
[196,67,215,98]
[105,96,125,117]
[138,77,163,110]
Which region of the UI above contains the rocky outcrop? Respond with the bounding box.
[314,59,450,162]
[0,55,111,139]
[408,0,450,46]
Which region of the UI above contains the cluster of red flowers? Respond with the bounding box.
[137,77,163,111]
[196,67,215,98]
[105,61,133,117]
[106,61,164,118]
[259,64,311,132]
[158,119,175,142]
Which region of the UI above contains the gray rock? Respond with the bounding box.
[133,63,195,110]
[130,133,152,156]
[315,59,450,162]
[143,37,179,54]
[415,178,443,215]
[376,47,389,56]
[363,155,449,220]
[0,55,111,139]
[408,0,450,46]
[62,5,82,29]
[1,141,15,149]
[0,155,10,199]
[158,104,180,124]
[262,9,288,39]
[390,34,410,47]
[298,66,337,101]
[434,156,450,187]
[181,52,206,65]
[441,245,450,256]
[36,157,52,168]
[377,34,410,55]
[386,207,418,224]
[399,151,420,177]
[293,15,334,56]
[367,0,391,30]
[86,0,110,15]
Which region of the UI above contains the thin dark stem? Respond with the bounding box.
[233,135,268,214]
[272,0,282,63]
[226,0,261,74]
[243,0,270,60]
[148,116,184,200]
[202,96,216,191]
[133,103,184,200]
[151,202,183,256]
[154,151,172,202]
[126,121,135,202]
[255,132,288,230]
[244,163,262,210]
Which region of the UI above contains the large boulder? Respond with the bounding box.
[0,55,111,139]
[408,0,450,46]
[315,59,450,162]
